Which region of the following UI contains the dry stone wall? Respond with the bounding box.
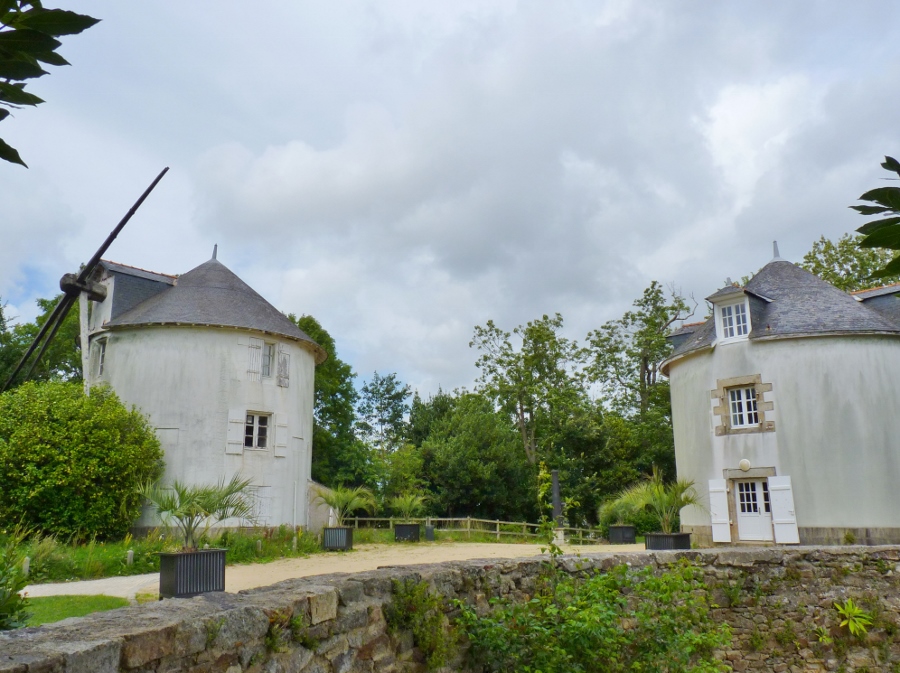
[3,546,900,673]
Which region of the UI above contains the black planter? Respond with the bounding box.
[424,525,435,541]
[608,525,637,544]
[394,523,420,542]
[644,532,692,550]
[158,548,226,599]
[322,526,353,550]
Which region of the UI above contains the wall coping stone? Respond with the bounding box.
[4,545,900,672]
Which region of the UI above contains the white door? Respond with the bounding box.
[735,480,773,541]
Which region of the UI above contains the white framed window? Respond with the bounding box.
[97,339,107,375]
[719,301,749,340]
[244,414,270,449]
[728,386,759,428]
[261,343,275,378]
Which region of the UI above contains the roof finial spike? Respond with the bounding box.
[772,241,782,261]
[212,244,218,260]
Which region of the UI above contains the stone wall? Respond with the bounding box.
[3,546,900,672]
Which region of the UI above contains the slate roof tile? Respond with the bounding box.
[105,258,326,364]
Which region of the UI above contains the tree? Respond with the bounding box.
[0,381,163,538]
[422,393,536,520]
[0,2,100,166]
[289,315,362,486]
[800,234,899,291]
[585,282,693,418]
[470,313,585,465]
[406,388,456,448]
[357,371,411,456]
[850,155,900,279]
[0,295,81,389]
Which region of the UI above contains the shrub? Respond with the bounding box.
[457,559,731,672]
[0,532,30,630]
[0,382,163,539]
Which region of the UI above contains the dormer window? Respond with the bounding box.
[720,302,748,339]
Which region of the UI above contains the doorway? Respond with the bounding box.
[735,480,773,541]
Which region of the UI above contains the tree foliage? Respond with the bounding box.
[357,371,411,456]
[290,315,362,487]
[585,281,692,417]
[471,313,584,465]
[0,295,81,389]
[851,155,900,279]
[0,381,163,538]
[421,393,536,520]
[0,1,99,166]
[800,233,899,291]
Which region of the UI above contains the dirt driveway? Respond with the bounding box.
[225,541,645,592]
[23,541,646,599]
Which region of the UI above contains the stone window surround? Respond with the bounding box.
[712,374,775,436]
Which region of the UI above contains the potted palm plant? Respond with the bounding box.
[605,468,703,550]
[389,493,427,542]
[597,499,637,544]
[314,485,376,550]
[139,475,254,598]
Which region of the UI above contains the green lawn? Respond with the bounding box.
[25,595,129,626]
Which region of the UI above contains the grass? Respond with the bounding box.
[25,594,129,626]
[13,526,322,584]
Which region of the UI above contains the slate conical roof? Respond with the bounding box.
[664,259,900,366]
[105,258,327,364]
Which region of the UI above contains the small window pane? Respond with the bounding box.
[257,416,268,448]
[262,344,274,377]
[734,303,748,336]
[721,305,735,338]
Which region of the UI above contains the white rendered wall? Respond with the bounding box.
[669,335,900,529]
[89,325,316,529]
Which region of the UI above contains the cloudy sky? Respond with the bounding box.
[2,1,899,395]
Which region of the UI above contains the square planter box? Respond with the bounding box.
[158,548,226,599]
[644,532,692,550]
[608,525,636,544]
[394,523,421,542]
[322,526,353,550]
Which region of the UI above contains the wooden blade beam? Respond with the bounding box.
[1,167,169,393]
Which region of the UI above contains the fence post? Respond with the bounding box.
[466,517,471,540]
[22,556,30,577]
[126,549,134,566]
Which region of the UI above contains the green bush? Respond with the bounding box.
[0,533,30,630]
[0,382,163,539]
[457,559,731,672]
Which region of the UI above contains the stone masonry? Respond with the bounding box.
[3,546,900,672]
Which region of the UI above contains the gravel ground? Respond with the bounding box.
[22,541,645,599]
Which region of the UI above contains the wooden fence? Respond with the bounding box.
[346,516,605,545]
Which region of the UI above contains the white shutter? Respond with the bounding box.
[768,476,800,544]
[226,409,245,454]
[248,337,263,381]
[708,479,732,543]
[274,418,288,457]
[277,345,290,388]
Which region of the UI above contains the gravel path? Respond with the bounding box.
[22,541,645,600]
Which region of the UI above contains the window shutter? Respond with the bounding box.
[226,409,245,454]
[277,345,290,388]
[248,337,263,382]
[768,476,800,544]
[274,417,288,457]
[708,479,731,543]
